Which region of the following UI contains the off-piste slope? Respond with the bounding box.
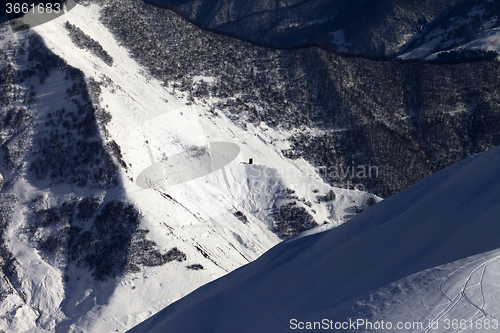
[0,2,375,332]
[128,144,500,333]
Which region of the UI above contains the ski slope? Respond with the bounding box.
[127,144,500,333]
[0,2,377,332]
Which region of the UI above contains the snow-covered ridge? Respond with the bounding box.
[6,0,499,331]
[0,2,376,332]
[146,0,500,57]
[127,144,500,333]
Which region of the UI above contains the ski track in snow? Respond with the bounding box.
[373,252,500,333]
[429,255,500,331]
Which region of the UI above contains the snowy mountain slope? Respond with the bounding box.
[400,2,500,60]
[147,0,462,54]
[331,249,500,333]
[0,2,376,332]
[148,0,500,57]
[2,1,500,332]
[99,0,500,199]
[126,143,500,333]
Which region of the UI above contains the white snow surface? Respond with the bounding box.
[422,26,500,60]
[447,26,500,59]
[127,144,500,333]
[400,12,500,60]
[0,2,377,332]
